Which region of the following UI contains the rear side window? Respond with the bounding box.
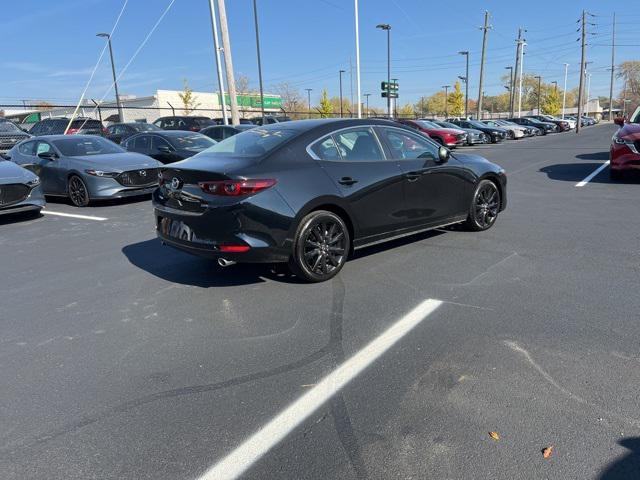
[332,128,385,162]
[310,136,341,161]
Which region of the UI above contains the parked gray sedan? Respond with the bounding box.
[8,135,162,207]
[0,155,45,216]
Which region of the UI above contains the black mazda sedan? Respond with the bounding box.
[153,119,507,282]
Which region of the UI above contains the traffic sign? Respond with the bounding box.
[381,81,399,92]
[381,92,398,98]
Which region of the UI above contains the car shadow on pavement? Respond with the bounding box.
[122,238,303,286]
[599,437,640,479]
[539,163,640,185]
[352,228,446,260]
[45,194,152,208]
[0,210,43,226]
[576,151,609,161]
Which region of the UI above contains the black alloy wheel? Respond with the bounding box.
[507,130,515,140]
[290,210,350,282]
[464,179,500,231]
[68,175,90,207]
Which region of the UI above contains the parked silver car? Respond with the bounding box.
[482,120,528,139]
[8,135,162,207]
[0,155,45,216]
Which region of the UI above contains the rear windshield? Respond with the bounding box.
[71,120,102,129]
[169,134,216,151]
[134,123,161,132]
[0,122,22,133]
[193,118,215,126]
[199,128,297,157]
[52,137,125,156]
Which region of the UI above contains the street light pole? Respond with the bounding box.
[96,33,123,122]
[376,23,391,118]
[562,63,569,119]
[354,0,362,118]
[364,93,370,117]
[459,51,469,118]
[305,88,312,118]
[442,85,450,118]
[339,70,345,118]
[534,75,542,114]
[252,0,265,122]
[207,0,228,125]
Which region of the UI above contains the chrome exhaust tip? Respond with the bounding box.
[218,258,236,267]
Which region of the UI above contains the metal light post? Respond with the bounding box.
[562,63,569,119]
[252,0,265,122]
[96,33,123,122]
[305,88,312,118]
[207,0,228,125]
[376,23,391,118]
[364,93,371,117]
[458,51,469,118]
[354,0,362,118]
[551,81,558,93]
[586,72,592,116]
[505,66,513,116]
[534,75,542,114]
[442,85,450,118]
[339,70,346,118]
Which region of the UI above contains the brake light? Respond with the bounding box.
[198,179,276,196]
[219,245,251,253]
[66,128,79,135]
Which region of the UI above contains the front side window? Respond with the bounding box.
[378,128,438,161]
[19,141,36,155]
[51,137,125,156]
[35,141,53,155]
[332,128,385,162]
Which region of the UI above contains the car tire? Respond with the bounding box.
[289,210,350,283]
[507,130,515,140]
[464,179,500,232]
[68,175,90,207]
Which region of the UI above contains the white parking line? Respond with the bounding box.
[199,298,443,480]
[575,161,610,187]
[42,210,107,221]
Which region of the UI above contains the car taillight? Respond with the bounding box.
[189,126,199,131]
[219,245,251,253]
[198,179,276,196]
[66,128,79,135]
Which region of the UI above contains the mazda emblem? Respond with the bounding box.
[170,177,181,190]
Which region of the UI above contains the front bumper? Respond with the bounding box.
[0,184,45,215]
[467,134,489,145]
[610,143,640,171]
[84,174,159,199]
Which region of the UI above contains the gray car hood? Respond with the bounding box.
[0,160,38,184]
[70,152,162,172]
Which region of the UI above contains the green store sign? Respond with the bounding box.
[223,94,282,109]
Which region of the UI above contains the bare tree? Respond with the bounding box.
[235,74,251,95]
[272,82,305,117]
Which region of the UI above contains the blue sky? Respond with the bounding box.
[2,0,639,109]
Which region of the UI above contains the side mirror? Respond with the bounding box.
[37,151,57,160]
[614,117,625,126]
[438,146,450,163]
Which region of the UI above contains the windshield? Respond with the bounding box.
[629,106,640,123]
[415,120,439,129]
[199,127,298,157]
[469,121,490,129]
[437,121,459,129]
[0,122,23,133]
[52,137,125,156]
[134,123,161,132]
[170,134,216,151]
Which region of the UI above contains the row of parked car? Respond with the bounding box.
[0,111,598,216]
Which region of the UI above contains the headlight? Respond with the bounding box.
[85,169,119,177]
[613,134,639,153]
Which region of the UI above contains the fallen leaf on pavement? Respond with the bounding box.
[542,446,554,458]
[489,431,500,441]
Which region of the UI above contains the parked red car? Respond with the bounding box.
[611,111,640,180]
[397,119,467,148]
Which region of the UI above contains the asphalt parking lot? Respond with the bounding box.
[2,122,639,479]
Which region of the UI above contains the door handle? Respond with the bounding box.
[338,177,358,186]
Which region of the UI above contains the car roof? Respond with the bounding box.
[28,134,107,141]
[132,130,205,137]
[250,118,403,132]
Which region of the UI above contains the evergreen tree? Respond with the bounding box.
[318,89,333,118]
[448,81,465,117]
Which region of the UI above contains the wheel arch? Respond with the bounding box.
[290,197,357,250]
[479,173,505,210]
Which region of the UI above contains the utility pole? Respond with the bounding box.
[505,66,513,115]
[443,85,450,118]
[208,0,228,125]
[458,51,469,118]
[364,93,370,117]
[477,11,491,119]
[562,63,569,119]
[585,72,592,116]
[339,70,345,118]
[608,12,616,121]
[511,28,523,117]
[252,0,265,122]
[354,0,362,118]
[305,88,312,117]
[517,41,526,117]
[576,9,587,133]
[534,76,542,114]
[216,0,239,125]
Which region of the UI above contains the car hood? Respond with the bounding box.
[70,152,162,172]
[0,160,38,184]
[618,123,640,140]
